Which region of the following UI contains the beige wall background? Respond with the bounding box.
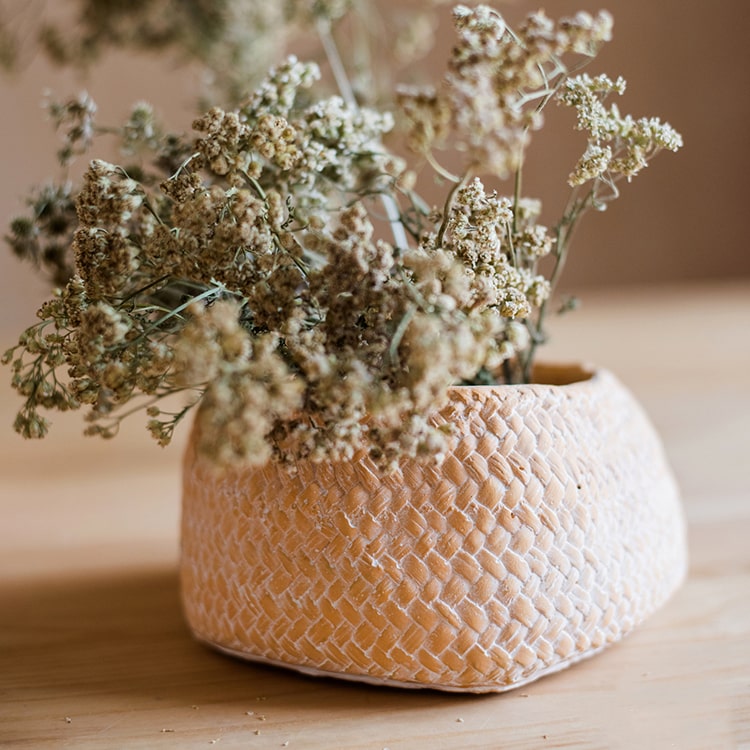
[0,0,747,333]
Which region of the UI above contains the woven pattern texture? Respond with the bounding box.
[181,366,687,692]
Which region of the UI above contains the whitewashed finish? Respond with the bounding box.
[180,364,687,692]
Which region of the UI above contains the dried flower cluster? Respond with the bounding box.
[3,4,682,468]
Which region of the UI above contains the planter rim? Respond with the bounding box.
[445,361,599,395]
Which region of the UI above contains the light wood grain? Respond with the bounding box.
[1,281,749,749]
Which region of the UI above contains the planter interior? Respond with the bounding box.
[180,363,687,692]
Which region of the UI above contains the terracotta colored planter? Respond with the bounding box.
[180,363,687,692]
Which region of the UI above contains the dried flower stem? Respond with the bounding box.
[317,17,356,108]
[317,15,409,251]
[435,171,472,249]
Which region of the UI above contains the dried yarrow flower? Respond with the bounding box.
[6,182,77,286]
[45,92,98,166]
[398,6,615,178]
[2,4,682,467]
[560,73,683,187]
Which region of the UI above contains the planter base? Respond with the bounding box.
[201,637,614,693]
[181,364,687,693]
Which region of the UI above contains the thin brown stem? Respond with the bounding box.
[435,171,472,249]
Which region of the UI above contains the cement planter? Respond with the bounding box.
[180,363,687,692]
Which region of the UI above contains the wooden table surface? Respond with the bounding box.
[1,281,749,749]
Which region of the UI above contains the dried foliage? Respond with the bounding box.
[2,4,682,467]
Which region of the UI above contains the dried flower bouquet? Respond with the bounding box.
[3,3,682,470]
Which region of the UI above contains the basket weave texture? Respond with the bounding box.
[180,364,687,692]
